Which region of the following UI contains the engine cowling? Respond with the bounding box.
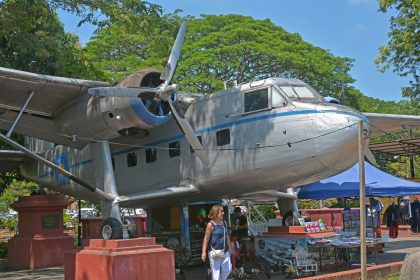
[53,69,172,143]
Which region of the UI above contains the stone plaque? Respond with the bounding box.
[41,214,59,229]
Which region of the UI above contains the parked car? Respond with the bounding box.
[80,208,96,218]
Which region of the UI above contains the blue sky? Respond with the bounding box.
[59,0,410,102]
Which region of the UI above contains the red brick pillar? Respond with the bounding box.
[8,195,75,270]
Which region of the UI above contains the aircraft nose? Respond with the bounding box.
[315,106,370,173]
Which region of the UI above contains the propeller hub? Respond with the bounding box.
[158,84,179,101]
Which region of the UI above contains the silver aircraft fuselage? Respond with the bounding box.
[20,78,370,207]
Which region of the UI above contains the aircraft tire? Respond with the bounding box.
[282,211,300,226]
[101,217,123,240]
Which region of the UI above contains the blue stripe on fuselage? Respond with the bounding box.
[38,109,367,178]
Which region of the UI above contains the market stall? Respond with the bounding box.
[298,162,420,199]
[297,161,420,271]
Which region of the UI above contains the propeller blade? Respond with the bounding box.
[160,22,187,85]
[167,100,209,166]
[88,87,157,100]
[159,23,208,164]
[364,146,377,165]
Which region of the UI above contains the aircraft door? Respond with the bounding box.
[227,87,278,178]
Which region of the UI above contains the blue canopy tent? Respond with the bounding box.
[298,162,420,199]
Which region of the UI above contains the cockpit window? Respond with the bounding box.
[272,87,287,107]
[293,86,315,98]
[244,88,269,113]
[279,86,316,99]
[279,86,298,98]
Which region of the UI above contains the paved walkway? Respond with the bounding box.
[0,267,64,279]
[1,236,418,279]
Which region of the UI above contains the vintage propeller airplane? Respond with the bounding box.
[0,23,419,239]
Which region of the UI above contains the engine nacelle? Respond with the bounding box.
[53,69,172,142]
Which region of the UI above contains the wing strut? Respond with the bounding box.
[6,91,35,138]
[0,133,114,201]
[0,93,115,198]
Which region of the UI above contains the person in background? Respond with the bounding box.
[196,208,207,231]
[229,231,243,270]
[232,206,248,255]
[202,205,232,280]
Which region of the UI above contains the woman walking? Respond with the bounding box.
[201,205,232,280]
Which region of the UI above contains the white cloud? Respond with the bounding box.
[356,24,369,31]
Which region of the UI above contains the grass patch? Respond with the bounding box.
[386,274,400,280]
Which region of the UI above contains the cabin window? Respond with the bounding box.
[216,129,230,146]
[146,148,157,163]
[244,88,269,113]
[127,152,137,167]
[190,136,202,153]
[111,157,115,170]
[169,141,181,158]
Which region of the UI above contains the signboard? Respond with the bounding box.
[41,214,59,229]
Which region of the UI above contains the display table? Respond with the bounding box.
[309,244,360,272]
[309,237,380,272]
[255,226,337,268]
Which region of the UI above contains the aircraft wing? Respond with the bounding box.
[0,150,27,173]
[0,67,109,148]
[363,112,420,135]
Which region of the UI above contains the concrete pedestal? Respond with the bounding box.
[65,238,175,280]
[8,195,75,270]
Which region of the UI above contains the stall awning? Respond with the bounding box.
[298,162,420,199]
[369,137,420,156]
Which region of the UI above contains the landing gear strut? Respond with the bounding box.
[282,210,300,226]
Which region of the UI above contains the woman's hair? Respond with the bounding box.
[208,205,223,220]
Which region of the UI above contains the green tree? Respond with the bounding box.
[85,12,183,82]
[0,0,100,79]
[175,15,354,95]
[376,0,420,111]
[344,87,417,115]
[0,0,98,203]
[48,0,163,30]
[250,204,276,221]
[0,179,40,213]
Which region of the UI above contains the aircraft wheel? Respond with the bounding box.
[101,217,123,240]
[282,210,300,226]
